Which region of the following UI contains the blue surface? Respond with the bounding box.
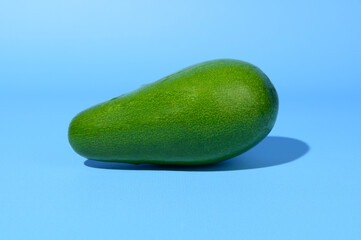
[1,0,361,239]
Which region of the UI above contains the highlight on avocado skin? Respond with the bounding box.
[68,59,278,165]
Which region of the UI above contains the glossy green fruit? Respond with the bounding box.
[68,59,278,165]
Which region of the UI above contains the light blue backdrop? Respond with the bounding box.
[1,0,360,239]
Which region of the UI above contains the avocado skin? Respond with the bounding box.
[68,59,278,165]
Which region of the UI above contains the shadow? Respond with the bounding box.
[84,136,309,172]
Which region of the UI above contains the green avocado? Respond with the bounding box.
[68,59,278,165]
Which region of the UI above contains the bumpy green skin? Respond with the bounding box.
[68,59,278,165]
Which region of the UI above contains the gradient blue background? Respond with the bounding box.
[1,0,360,239]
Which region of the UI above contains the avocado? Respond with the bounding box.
[68,59,278,165]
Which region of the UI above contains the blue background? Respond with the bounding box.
[1,0,360,239]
